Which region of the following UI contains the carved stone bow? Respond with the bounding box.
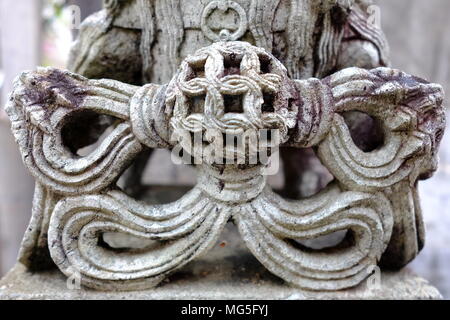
[6,41,445,291]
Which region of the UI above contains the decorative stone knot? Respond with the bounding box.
[166,41,298,162]
[197,164,267,203]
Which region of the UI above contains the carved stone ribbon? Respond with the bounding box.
[6,41,445,291]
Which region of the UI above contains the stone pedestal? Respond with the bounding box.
[0,217,442,300]
[0,257,442,300]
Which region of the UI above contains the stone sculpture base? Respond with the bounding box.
[0,227,442,300]
[0,187,442,300]
[0,255,442,300]
[0,258,442,301]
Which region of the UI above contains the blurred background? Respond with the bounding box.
[0,0,449,297]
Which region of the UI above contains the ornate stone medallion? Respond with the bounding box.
[201,1,248,42]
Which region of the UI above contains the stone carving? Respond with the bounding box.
[3,0,446,292]
[6,38,445,291]
[201,1,249,42]
[167,41,298,158]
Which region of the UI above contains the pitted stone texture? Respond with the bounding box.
[1,266,440,300]
[5,51,445,292]
[4,0,447,293]
[0,223,442,300]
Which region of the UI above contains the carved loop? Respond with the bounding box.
[6,42,445,292]
[201,1,248,42]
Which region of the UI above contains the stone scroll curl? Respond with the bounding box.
[6,41,445,291]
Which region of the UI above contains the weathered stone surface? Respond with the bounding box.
[375,0,450,98]
[1,0,446,295]
[0,223,442,300]
[374,1,450,297]
[6,51,444,291]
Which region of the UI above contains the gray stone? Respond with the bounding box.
[1,0,446,296]
[0,223,442,300]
